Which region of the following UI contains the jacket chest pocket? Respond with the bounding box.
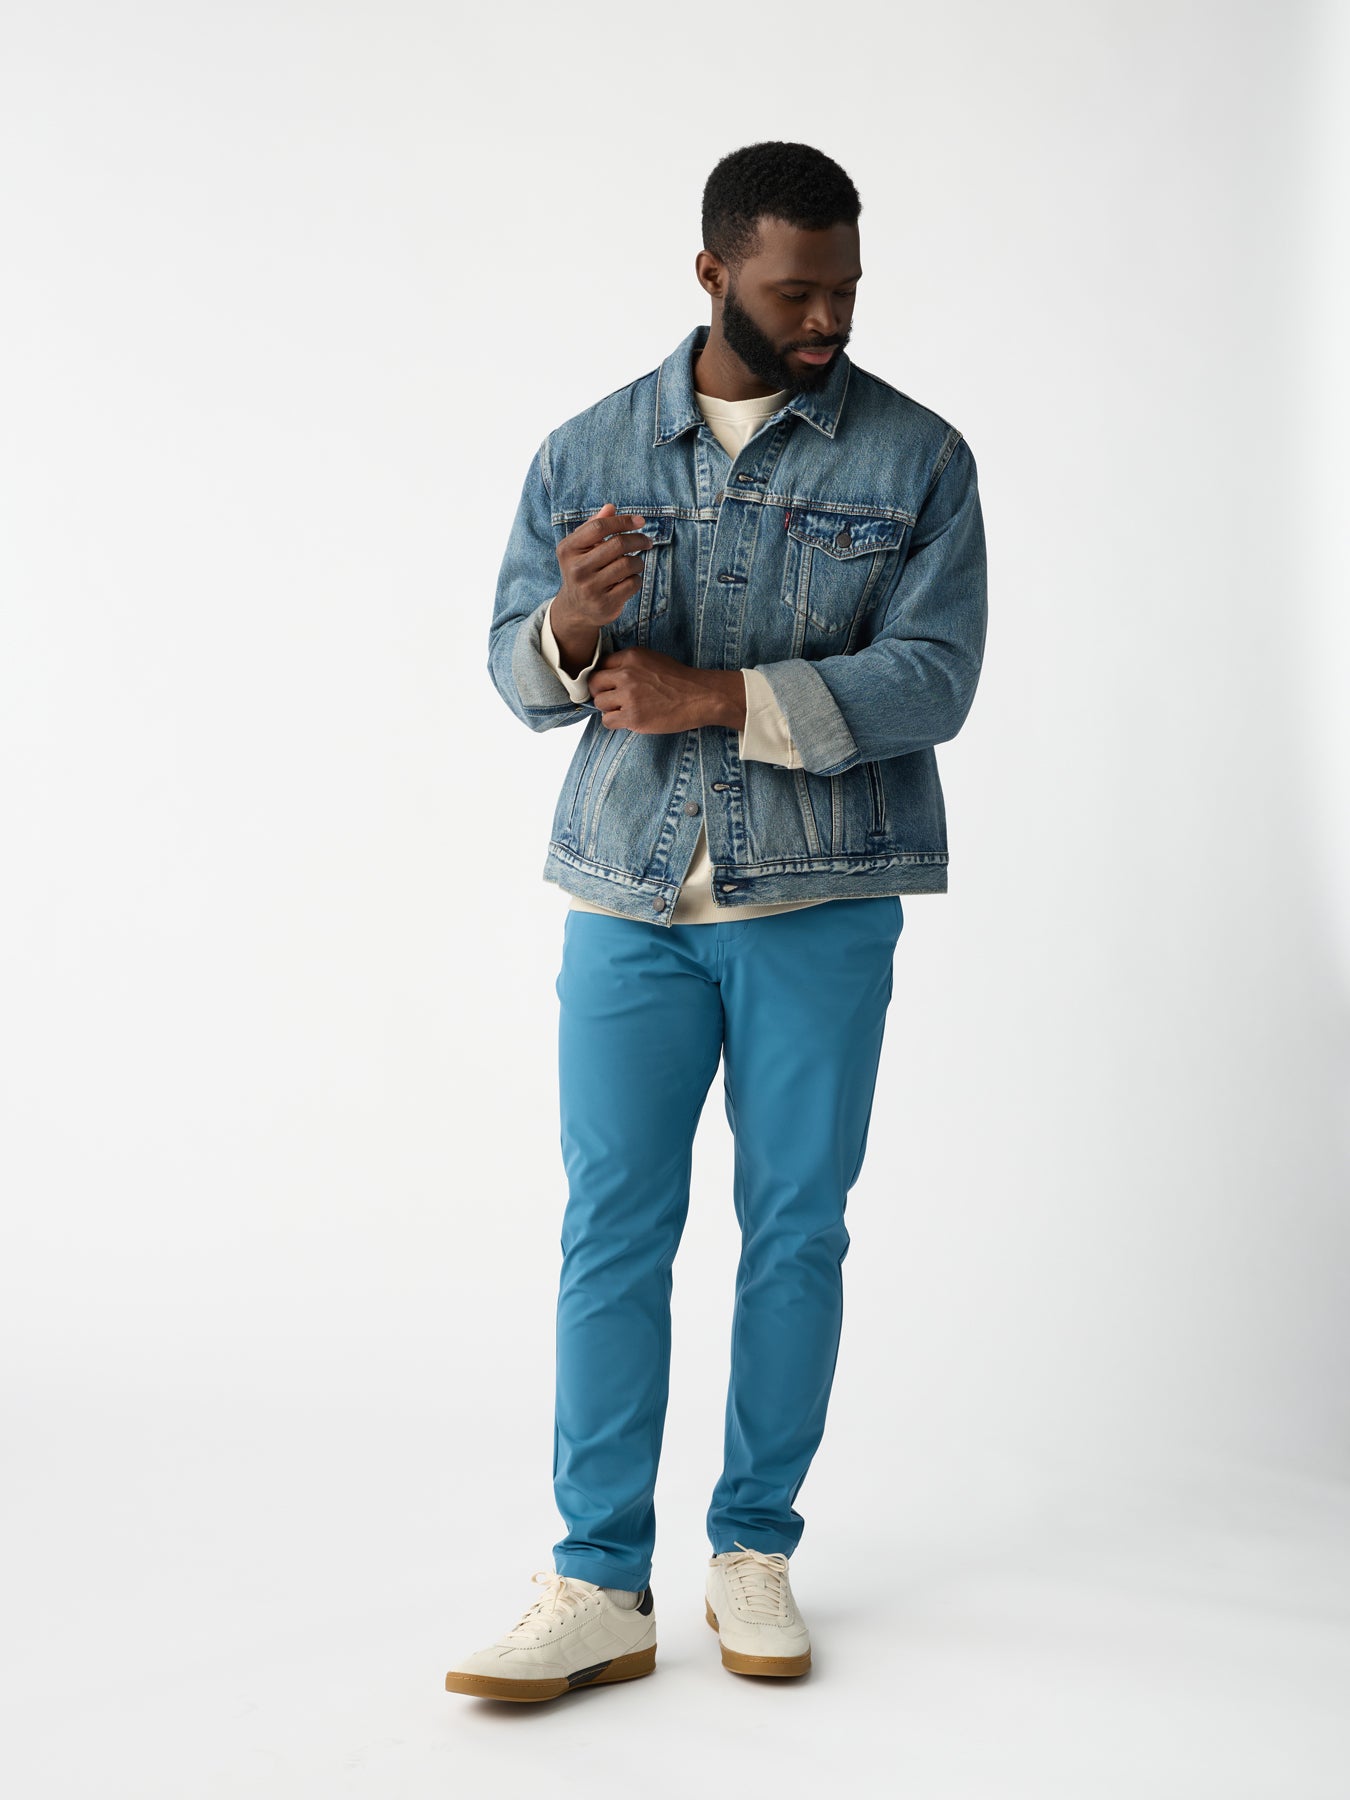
[601,512,676,650]
[781,507,909,642]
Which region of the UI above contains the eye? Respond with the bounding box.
[780,289,857,302]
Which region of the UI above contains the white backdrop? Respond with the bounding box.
[2,2,1347,1794]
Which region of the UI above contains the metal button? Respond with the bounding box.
[835,526,852,550]
[683,801,699,816]
[735,473,755,484]
[652,896,666,911]
[717,571,736,583]
[720,884,739,892]
[711,781,729,791]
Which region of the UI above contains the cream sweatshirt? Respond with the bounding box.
[540,381,834,924]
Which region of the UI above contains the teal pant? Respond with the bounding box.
[551,895,904,1591]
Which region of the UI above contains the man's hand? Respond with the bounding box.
[589,647,747,735]
[552,503,652,674]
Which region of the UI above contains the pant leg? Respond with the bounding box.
[707,895,904,1558]
[551,911,724,1591]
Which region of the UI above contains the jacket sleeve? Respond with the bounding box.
[487,439,597,732]
[747,432,987,775]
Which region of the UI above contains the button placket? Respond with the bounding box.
[701,422,790,879]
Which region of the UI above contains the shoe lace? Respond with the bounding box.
[724,1542,790,1619]
[501,1570,595,1642]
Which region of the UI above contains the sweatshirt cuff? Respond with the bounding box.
[738,666,804,768]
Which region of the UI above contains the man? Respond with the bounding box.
[445,140,987,1702]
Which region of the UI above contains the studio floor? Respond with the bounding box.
[5,1358,1349,1800]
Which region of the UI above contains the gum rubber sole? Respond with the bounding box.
[705,1599,812,1677]
[444,1643,656,1702]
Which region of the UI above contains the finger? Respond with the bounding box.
[598,553,647,598]
[574,504,649,549]
[589,680,632,728]
[569,539,649,599]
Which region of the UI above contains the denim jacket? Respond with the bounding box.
[487,323,988,925]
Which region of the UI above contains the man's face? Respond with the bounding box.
[718,217,861,395]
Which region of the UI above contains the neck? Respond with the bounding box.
[693,324,782,402]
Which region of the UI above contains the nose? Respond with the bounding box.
[800,300,844,343]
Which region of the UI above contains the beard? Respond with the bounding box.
[719,281,852,395]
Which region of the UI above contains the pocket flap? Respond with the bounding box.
[786,509,907,559]
[631,512,675,546]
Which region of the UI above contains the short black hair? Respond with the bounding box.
[702,141,861,273]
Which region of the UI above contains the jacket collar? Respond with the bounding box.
[653,322,851,447]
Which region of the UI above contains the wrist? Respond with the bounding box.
[704,668,747,731]
[550,593,602,677]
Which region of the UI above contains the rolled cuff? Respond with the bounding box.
[745,657,860,774]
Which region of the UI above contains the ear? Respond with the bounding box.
[694,249,727,301]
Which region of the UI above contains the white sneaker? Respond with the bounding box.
[705,1543,812,1677]
[444,1570,657,1702]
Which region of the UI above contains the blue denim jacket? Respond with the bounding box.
[488,323,987,924]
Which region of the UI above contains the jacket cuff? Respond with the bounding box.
[745,657,860,774]
[738,667,803,768]
[511,594,594,712]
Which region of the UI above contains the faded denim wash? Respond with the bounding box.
[488,323,987,924]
